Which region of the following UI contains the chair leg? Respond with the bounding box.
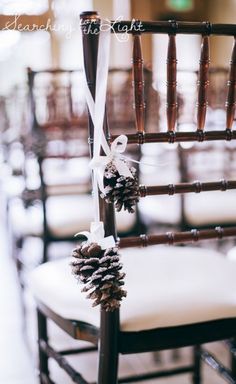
[37,308,49,383]
[193,345,201,384]
[231,338,236,379]
[98,310,119,384]
[42,238,49,264]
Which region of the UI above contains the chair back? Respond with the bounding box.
[81,13,236,331]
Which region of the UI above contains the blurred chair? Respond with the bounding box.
[138,142,181,230]
[28,14,236,384]
[179,141,236,230]
[138,69,197,231]
[8,68,139,278]
[139,68,236,234]
[178,68,236,231]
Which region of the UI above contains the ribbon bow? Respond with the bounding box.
[89,134,133,194]
[75,221,115,250]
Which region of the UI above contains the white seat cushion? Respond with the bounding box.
[29,245,236,332]
[139,195,181,225]
[185,191,236,226]
[9,195,135,238]
[227,246,236,262]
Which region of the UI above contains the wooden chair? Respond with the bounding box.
[177,68,236,231]
[9,68,91,268]
[29,13,236,384]
[139,67,236,233]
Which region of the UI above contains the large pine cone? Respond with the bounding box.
[102,161,140,213]
[71,242,127,311]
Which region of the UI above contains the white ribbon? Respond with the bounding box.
[82,28,133,224]
[82,29,111,159]
[89,134,133,194]
[81,27,111,223]
[75,221,115,250]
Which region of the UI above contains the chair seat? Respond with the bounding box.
[29,245,236,332]
[185,191,236,226]
[227,246,236,261]
[9,195,136,238]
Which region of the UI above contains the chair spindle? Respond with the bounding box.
[119,226,236,248]
[197,35,210,130]
[132,34,145,133]
[167,34,177,132]
[226,36,236,130]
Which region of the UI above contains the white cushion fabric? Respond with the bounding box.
[139,195,181,225]
[227,246,236,262]
[43,158,90,186]
[185,191,236,226]
[29,245,236,332]
[9,195,136,238]
[46,195,136,236]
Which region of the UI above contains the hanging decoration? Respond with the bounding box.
[71,223,126,311]
[89,134,140,213]
[71,29,128,311]
[102,161,139,213]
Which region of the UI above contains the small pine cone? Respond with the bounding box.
[71,243,127,311]
[102,161,140,213]
[71,243,102,284]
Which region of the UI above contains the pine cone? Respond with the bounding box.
[102,161,140,213]
[71,242,127,311]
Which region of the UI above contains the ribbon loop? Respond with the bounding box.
[111,134,128,154]
[89,134,133,194]
[75,221,115,250]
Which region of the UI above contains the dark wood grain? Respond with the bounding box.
[167,34,177,132]
[119,226,236,248]
[81,12,120,384]
[139,179,236,197]
[132,34,145,133]
[226,37,236,129]
[106,21,236,36]
[197,36,210,130]
[112,129,236,144]
[39,341,89,384]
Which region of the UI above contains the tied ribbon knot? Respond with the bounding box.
[89,134,133,194]
[75,221,115,250]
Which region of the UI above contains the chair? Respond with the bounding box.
[8,68,91,270]
[179,141,236,232]
[139,68,236,234]
[29,13,236,384]
[176,68,236,232]
[137,69,195,231]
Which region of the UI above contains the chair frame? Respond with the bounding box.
[35,12,236,384]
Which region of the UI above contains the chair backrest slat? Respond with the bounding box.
[197,35,210,130]
[132,34,145,134]
[111,21,236,36]
[226,36,236,130]
[139,179,236,197]
[167,34,177,132]
[112,129,236,145]
[81,13,117,239]
[119,226,236,248]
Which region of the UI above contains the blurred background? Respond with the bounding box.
[1,1,236,383]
